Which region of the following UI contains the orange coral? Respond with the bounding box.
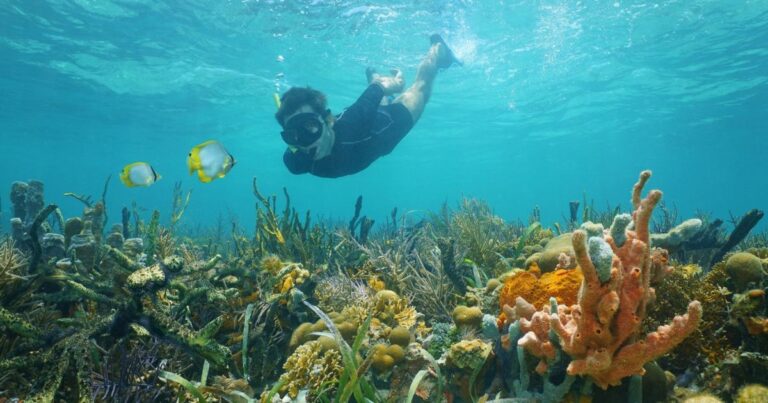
[498,267,583,327]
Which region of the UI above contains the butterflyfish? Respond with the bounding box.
[119,162,161,188]
[187,140,236,183]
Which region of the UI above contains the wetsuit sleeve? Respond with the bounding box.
[283,148,312,174]
[339,84,385,132]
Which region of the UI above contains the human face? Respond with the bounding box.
[280,105,328,147]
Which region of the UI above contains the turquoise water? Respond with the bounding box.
[1,1,767,230]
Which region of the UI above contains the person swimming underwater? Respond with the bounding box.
[275,34,461,178]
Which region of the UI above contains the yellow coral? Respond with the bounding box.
[373,289,417,328]
[736,384,768,403]
[275,264,309,294]
[368,275,385,291]
[680,264,702,279]
[260,254,282,274]
[279,276,294,294]
[446,339,492,370]
[340,305,368,327]
[278,340,343,399]
[394,305,418,329]
[683,394,724,403]
[725,252,765,291]
[389,326,411,346]
[370,343,405,373]
[415,321,431,340]
[452,305,483,328]
[486,278,501,292]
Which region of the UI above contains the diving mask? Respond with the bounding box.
[280,105,331,147]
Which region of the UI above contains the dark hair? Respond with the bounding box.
[275,87,327,127]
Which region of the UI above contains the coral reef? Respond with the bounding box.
[725,252,765,292]
[545,171,702,389]
[278,340,343,399]
[1,172,765,402]
[526,233,577,272]
[371,343,406,372]
[452,305,483,329]
[736,384,768,403]
[497,267,583,327]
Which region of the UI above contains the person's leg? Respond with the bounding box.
[393,42,447,123]
[366,67,391,106]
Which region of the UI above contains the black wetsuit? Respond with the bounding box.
[283,84,414,178]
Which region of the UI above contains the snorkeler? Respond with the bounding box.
[275,34,461,178]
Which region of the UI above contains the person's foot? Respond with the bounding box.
[366,67,379,84]
[430,34,463,68]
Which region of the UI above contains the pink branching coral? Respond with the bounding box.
[519,171,702,389]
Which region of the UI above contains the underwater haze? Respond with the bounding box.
[1,0,767,229]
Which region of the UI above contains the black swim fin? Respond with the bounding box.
[430,34,463,68]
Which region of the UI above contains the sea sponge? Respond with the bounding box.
[497,267,583,326]
[736,384,768,403]
[725,252,765,291]
[126,264,165,290]
[389,326,411,346]
[64,217,84,247]
[275,263,310,294]
[452,305,483,328]
[651,218,703,250]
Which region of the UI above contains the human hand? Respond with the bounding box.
[370,68,405,95]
